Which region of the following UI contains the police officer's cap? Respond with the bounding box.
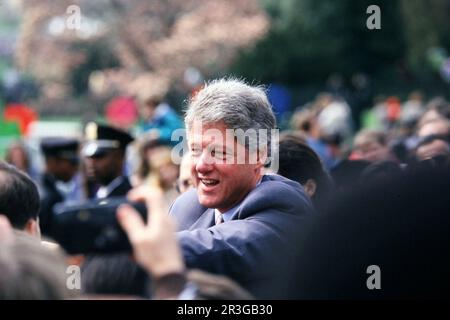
[82,122,134,157]
[40,137,80,162]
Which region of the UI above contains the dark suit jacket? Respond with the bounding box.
[108,177,132,198]
[89,177,133,199]
[39,174,64,238]
[170,174,314,298]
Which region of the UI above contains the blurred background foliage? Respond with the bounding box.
[231,0,450,125]
[233,0,406,83]
[1,0,450,122]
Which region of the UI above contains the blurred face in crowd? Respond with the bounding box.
[157,164,178,190]
[188,121,263,213]
[139,100,157,122]
[145,146,179,190]
[46,157,78,182]
[416,139,450,161]
[6,146,28,172]
[417,110,442,129]
[353,140,390,163]
[177,154,194,193]
[145,145,169,168]
[418,119,450,138]
[84,149,124,186]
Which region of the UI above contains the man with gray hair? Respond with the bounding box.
[169,78,314,298]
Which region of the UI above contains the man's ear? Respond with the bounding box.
[24,218,41,239]
[303,179,317,198]
[256,147,268,169]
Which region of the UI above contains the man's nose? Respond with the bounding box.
[195,151,215,173]
[85,158,97,168]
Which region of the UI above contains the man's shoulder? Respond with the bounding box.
[171,188,201,209]
[237,174,313,218]
[109,177,133,197]
[39,174,61,199]
[120,177,133,189]
[257,174,305,196]
[170,174,313,223]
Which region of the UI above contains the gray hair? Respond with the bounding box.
[185,78,276,152]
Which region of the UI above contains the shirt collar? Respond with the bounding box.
[96,176,124,199]
[214,205,239,223]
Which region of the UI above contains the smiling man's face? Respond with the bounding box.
[188,121,263,213]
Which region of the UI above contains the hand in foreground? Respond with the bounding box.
[117,186,185,278]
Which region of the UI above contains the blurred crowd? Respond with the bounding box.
[0,80,449,300]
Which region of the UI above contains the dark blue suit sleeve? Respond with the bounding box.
[177,210,307,292]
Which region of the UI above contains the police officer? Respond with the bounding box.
[39,137,83,237]
[82,122,134,199]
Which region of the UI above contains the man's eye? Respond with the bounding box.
[212,150,228,159]
[191,148,202,156]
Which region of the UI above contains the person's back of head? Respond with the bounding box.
[186,269,253,300]
[359,160,403,184]
[292,164,450,299]
[278,133,333,211]
[0,162,40,236]
[81,253,151,299]
[330,159,370,193]
[0,230,69,299]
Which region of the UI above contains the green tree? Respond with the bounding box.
[232,0,406,84]
[69,40,120,96]
[400,0,439,71]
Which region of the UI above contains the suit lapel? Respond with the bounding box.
[108,178,132,198]
[189,208,215,230]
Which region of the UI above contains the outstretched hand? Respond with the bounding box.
[117,185,185,278]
